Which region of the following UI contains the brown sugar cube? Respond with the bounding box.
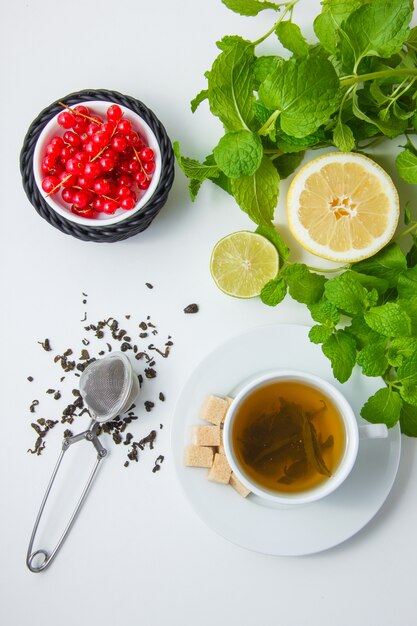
[218,428,225,455]
[229,472,251,498]
[208,453,232,484]
[184,445,214,468]
[200,395,230,426]
[193,425,221,447]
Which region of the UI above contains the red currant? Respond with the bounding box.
[128,160,140,173]
[134,171,147,185]
[63,131,81,147]
[93,196,105,211]
[107,104,123,123]
[84,141,100,157]
[143,161,155,175]
[50,136,65,149]
[139,147,154,162]
[84,162,102,179]
[93,178,111,195]
[138,178,151,190]
[60,146,75,161]
[42,176,60,194]
[66,158,84,174]
[117,185,131,198]
[73,119,87,134]
[58,111,75,129]
[74,151,89,163]
[45,143,61,159]
[59,171,76,188]
[117,173,133,187]
[111,134,128,152]
[71,205,97,219]
[72,190,89,208]
[77,175,94,190]
[74,105,90,117]
[120,196,136,210]
[99,157,116,172]
[62,188,74,203]
[102,199,119,214]
[117,119,132,135]
[92,131,110,147]
[86,122,99,137]
[42,154,58,169]
[126,132,141,147]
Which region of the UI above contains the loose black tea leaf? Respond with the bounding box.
[159,392,165,402]
[145,283,154,289]
[38,338,52,351]
[144,401,155,412]
[27,376,34,382]
[184,303,199,314]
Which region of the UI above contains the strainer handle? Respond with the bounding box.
[26,425,107,573]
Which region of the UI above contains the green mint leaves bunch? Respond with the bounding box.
[175,0,416,227]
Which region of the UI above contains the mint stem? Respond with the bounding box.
[258,110,281,135]
[340,67,417,87]
[394,221,417,241]
[252,0,300,46]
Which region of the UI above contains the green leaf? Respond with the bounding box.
[260,276,287,306]
[324,271,370,316]
[397,350,417,387]
[191,89,208,113]
[397,266,417,299]
[351,243,407,288]
[364,302,412,337]
[208,41,255,132]
[404,201,412,226]
[188,179,202,201]
[275,21,309,58]
[361,386,403,428]
[333,119,356,152]
[230,156,279,226]
[397,297,417,335]
[322,329,357,383]
[255,224,290,262]
[349,271,389,295]
[276,129,327,153]
[313,0,367,54]
[340,0,412,66]
[407,234,417,268]
[221,0,281,16]
[173,143,220,182]
[357,338,389,377]
[345,315,382,349]
[308,297,340,327]
[396,149,417,184]
[253,56,284,86]
[258,56,340,138]
[272,152,304,180]
[213,131,263,178]
[400,385,417,408]
[400,402,417,437]
[283,264,326,305]
[387,337,417,367]
[309,325,333,345]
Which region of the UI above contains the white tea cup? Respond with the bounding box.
[223,370,388,505]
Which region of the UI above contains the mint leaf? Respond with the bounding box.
[230,156,279,225]
[351,243,407,288]
[256,224,290,262]
[191,89,208,113]
[333,119,356,152]
[364,302,412,338]
[275,21,309,58]
[276,129,327,153]
[272,152,304,180]
[308,297,340,327]
[345,315,382,349]
[283,264,326,305]
[400,385,417,408]
[260,276,287,306]
[173,143,220,182]
[258,56,340,138]
[313,0,366,54]
[324,271,370,316]
[397,350,417,387]
[340,0,412,66]
[396,149,417,184]
[400,402,417,437]
[309,325,333,345]
[253,56,284,86]
[397,266,417,299]
[349,271,389,295]
[361,386,403,428]
[208,42,255,132]
[357,338,389,377]
[213,131,263,178]
[387,337,417,367]
[397,297,417,335]
[221,0,281,16]
[322,329,357,383]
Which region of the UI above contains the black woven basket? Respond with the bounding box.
[20,89,175,242]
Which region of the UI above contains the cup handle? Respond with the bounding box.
[359,424,388,439]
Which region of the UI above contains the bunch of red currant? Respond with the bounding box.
[40,103,156,219]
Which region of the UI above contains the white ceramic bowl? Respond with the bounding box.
[33,100,162,227]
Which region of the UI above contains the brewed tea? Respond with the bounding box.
[231,380,346,494]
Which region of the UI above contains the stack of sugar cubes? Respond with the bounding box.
[184,395,250,498]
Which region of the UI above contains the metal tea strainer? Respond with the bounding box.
[26,352,139,573]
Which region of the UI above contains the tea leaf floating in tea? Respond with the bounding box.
[233,381,344,494]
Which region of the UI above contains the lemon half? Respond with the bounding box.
[210,231,279,298]
[287,152,400,263]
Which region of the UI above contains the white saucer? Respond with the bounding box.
[171,324,401,556]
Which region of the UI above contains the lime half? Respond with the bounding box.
[210,231,279,298]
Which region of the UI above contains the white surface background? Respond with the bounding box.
[1,1,416,625]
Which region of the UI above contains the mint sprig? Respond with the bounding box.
[175,0,417,436]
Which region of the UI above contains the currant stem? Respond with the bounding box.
[46,174,72,197]
[58,102,103,126]
[133,146,149,180]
